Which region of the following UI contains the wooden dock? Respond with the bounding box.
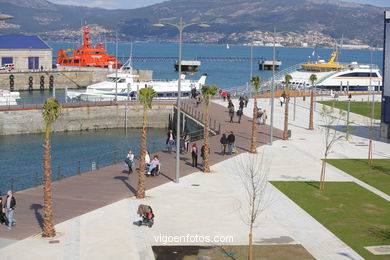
[0,99,282,240]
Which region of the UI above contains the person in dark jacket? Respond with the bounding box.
[227,131,236,154]
[244,96,249,107]
[191,143,198,167]
[239,99,244,110]
[220,133,228,155]
[166,129,175,153]
[228,101,235,123]
[3,190,16,230]
[237,108,243,123]
[0,194,7,225]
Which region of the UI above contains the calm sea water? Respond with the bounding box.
[0,128,166,192]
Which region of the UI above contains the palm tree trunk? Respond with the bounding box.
[250,98,257,154]
[203,102,210,172]
[309,89,314,130]
[137,108,147,198]
[42,123,55,237]
[283,96,290,140]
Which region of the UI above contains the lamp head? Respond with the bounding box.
[198,23,210,29]
[153,23,165,28]
[0,12,13,21]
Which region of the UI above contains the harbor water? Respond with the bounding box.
[0,128,167,192]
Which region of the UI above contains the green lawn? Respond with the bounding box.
[272,181,390,260]
[327,159,390,195]
[318,101,381,120]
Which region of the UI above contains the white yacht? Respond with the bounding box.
[67,69,207,101]
[0,89,20,106]
[280,52,382,91]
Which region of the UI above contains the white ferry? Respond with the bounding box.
[283,52,382,91]
[67,69,207,101]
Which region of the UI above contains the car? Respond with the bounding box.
[0,63,15,71]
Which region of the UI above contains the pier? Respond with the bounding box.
[0,99,282,241]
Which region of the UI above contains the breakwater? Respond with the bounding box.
[0,102,171,135]
[0,69,152,91]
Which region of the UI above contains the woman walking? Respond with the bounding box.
[228,101,235,123]
[126,150,135,174]
[261,109,268,125]
[191,143,198,167]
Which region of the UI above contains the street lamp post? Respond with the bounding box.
[153,18,209,183]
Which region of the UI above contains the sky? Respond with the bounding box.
[48,0,390,9]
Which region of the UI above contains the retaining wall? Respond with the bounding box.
[0,103,171,135]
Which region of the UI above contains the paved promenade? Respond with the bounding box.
[0,94,389,260]
[0,99,282,242]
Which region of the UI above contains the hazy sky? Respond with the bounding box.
[48,0,390,9]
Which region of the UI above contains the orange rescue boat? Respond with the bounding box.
[57,26,121,68]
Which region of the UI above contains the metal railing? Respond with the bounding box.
[180,102,221,135]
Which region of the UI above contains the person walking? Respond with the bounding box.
[227,131,236,154]
[228,101,235,123]
[237,108,243,124]
[191,143,198,167]
[239,98,244,110]
[279,95,284,107]
[256,107,263,124]
[244,96,249,107]
[261,109,268,125]
[0,195,7,225]
[166,129,175,153]
[184,132,190,153]
[126,150,135,174]
[220,133,228,155]
[3,190,16,230]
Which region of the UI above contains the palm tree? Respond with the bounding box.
[137,87,156,199]
[283,74,292,140]
[41,97,61,237]
[250,76,261,154]
[201,84,218,173]
[309,74,317,130]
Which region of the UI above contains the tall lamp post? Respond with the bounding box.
[153,18,209,183]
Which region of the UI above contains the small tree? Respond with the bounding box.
[283,74,292,140]
[137,87,156,198]
[250,76,261,154]
[319,105,348,190]
[201,84,218,172]
[236,152,270,260]
[308,74,317,130]
[42,97,61,237]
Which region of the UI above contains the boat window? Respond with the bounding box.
[157,93,164,97]
[166,93,173,97]
[339,72,378,78]
[183,92,189,97]
[117,79,126,83]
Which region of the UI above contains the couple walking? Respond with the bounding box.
[220,131,236,155]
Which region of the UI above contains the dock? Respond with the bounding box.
[0,99,282,241]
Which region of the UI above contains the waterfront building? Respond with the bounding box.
[0,35,52,70]
[382,11,390,139]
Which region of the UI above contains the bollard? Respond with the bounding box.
[78,161,81,175]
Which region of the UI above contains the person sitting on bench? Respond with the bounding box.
[147,155,160,176]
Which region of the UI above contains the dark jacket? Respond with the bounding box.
[3,196,16,210]
[166,132,175,144]
[220,135,228,145]
[227,133,235,144]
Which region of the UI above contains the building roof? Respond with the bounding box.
[0,35,51,50]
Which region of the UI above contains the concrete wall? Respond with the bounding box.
[0,70,153,90]
[0,49,52,70]
[0,104,171,135]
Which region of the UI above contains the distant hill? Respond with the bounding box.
[0,0,386,47]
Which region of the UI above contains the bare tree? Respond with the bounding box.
[319,105,349,190]
[236,152,270,260]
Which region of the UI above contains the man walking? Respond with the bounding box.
[3,190,16,230]
[227,131,236,154]
[237,108,243,124]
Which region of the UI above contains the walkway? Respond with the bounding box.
[0,99,282,241]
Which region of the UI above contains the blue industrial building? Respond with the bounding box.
[0,35,52,70]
